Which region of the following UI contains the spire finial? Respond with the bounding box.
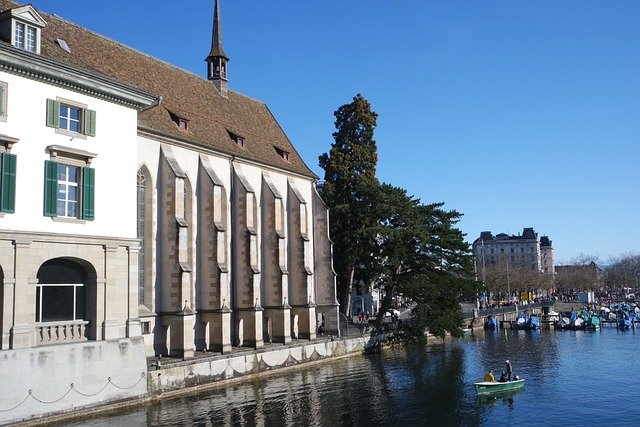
[206,0,229,96]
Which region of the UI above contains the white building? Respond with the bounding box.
[0,0,337,423]
[473,227,555,277]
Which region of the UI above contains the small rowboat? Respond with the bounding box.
[474,379,525,395]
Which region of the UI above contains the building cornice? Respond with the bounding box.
[0,44,158,109]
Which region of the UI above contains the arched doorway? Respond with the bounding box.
[36,258,97,344]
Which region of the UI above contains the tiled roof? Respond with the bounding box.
[0,0,317,178]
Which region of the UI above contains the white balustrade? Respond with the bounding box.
[35,320,89,345]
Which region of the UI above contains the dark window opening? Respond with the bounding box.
[274,146,290,162]
[227,130,246,148]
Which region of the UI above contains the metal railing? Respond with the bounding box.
[464,301,552,319]
[339,313,403,337]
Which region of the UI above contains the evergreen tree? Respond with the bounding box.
[370,184,479,340]
[319,94,380,315]
[319,94,478,340]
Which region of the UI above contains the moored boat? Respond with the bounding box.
[618,313,632,330]
[485,315,500,330]
[474,379,525,395]
[528,315,540,330]
[555,316,570,330]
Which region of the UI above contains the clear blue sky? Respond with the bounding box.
[29,0,640,264]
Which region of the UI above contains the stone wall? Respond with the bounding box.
[0,337,147,425]
[147,335,382,396]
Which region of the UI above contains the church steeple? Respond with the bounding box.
[206,0,229,96]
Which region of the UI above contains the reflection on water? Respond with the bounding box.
[64,327,640,427]
[476,386,525,406]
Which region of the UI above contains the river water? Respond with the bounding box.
[63,326,640,426]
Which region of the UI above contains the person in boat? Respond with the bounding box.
[498,371,508,382]
[484,370,495,382]
[505,360,513,381]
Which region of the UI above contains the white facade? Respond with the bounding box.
[0,70,139,237]
[473,228,555,278]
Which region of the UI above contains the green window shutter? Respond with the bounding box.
[46,99,60,128]
[43,160,58,217]
[84,109,96,137]
[82,167,95,220]
[0,152,16,213]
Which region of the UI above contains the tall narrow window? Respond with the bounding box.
[57,164,79,218]
[26,26,36,52]
[137,170,146,306]
[14,22,24,50]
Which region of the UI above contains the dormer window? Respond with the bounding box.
[15,22,37,52]
[227,130,245,148]
[274,147,290,162]
[167,109,189,132]
[0,5,47,54]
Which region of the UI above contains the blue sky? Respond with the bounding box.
[28,1,640,264]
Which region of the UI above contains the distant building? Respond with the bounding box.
[472,227,555,279]
[350,282,380,318]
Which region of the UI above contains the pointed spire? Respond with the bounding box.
[206,0,229,96]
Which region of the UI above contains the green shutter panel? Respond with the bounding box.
[0,153,16,213]
[84,109,96,137]
[43,160,58,217]
[82,167,95,220]
[46,99,60,128]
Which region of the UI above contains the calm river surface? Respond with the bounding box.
[63,327,640,426]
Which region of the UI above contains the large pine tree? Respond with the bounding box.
[319,94,380,315]
[319,94,479,339]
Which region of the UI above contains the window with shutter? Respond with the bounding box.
[43,160,58,217]
[82,167,95,220]
[43,155,96,221]
[0,152,16,213]
[46,98,97,137]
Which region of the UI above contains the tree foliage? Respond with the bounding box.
[319,94,478,340]
[482,259,554,298]
[319,94,380,315]
[554,255,603,293]
[369,185,479,340]
[604,253,640,293]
